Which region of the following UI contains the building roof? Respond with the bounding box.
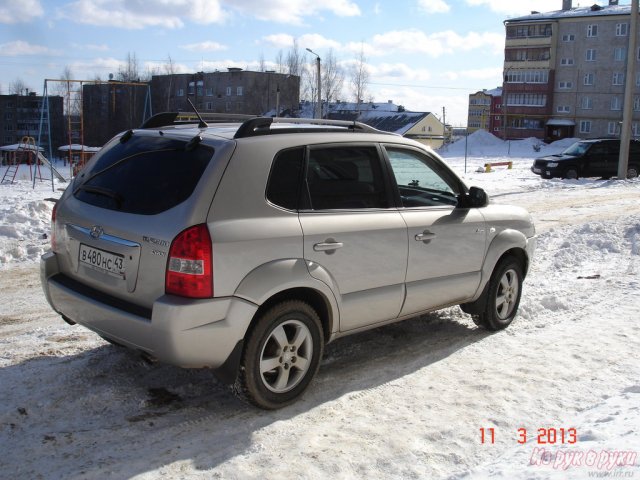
[505,4,630,23]
[357,111,430,135]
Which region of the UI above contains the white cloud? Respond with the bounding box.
[200,59,263,72]
[418,0,451,14]
[369,29,503,57]
[0,40,58,56]
[72,43,110,52]
[465,0,562,16]
[180,41,228,52]
[441,66,502,82]
[261,34,295,48]
[226,0,360,25]
[57,0,226,29]
[370,63,432,82]
[0,0,44,23]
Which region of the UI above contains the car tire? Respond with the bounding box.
[564,168,578,180]
[627,166,639,179]
[473,256,523,331]
[234,300,323,409]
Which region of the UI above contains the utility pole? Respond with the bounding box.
[442,106,447,144]
[306,48,322,119]
[619,0,638,179]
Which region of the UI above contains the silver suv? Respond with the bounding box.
[41,116,536,409]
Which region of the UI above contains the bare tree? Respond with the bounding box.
[275,50,285,74]
[286,39,303,77]
[349,45,370,110]
[163,55,177,110]
[118,52,140,82]
[322,49,344,108]
[258,52,266,72]
[9,78,29,95]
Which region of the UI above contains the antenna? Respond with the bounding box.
[186,97,208,129]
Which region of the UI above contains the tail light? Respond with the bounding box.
[51,201,58,250]
[165,224,213,298]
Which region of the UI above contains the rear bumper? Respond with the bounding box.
[40,251,257,369]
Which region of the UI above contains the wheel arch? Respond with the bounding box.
[249,287,334,344]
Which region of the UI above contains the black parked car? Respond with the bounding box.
[531,139,640,179]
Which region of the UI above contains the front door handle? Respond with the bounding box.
[415,231,437,243]
[313,240,344,253]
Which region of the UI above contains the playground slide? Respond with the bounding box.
[37,153,67,182]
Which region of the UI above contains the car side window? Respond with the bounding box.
[304,146,389,210]
[385,147,458,208]
[266,147,304,210]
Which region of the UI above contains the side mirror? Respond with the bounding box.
[466,186,489,208]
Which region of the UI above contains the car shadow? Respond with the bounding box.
[0,308,492,478]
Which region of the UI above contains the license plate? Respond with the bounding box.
[79,244,125,278]
[533,167,542,174]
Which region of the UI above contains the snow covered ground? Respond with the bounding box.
[0,134,639,479]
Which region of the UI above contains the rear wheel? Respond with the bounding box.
[473,256,524,331]
[627,166,639,179]
[235,300,323,409]
[564,168,578,180]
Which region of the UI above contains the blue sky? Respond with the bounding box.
[0,0,626,125]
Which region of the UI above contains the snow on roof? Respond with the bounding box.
[0,143,44,152]
[357,110,429,135]
[57,144,101,152]
[506,4,631,23]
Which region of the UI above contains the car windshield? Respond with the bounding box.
[562,142,590,156]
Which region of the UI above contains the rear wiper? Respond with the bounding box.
[75,184,124,209]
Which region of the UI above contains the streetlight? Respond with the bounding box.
[306,48,322,119]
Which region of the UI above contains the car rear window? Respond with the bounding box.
[73,134,214,215]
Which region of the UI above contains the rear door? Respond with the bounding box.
[382,145,487,316]
[299,144,408,332]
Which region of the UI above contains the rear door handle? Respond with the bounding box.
[415,231,437,242]
[313,241,344,252]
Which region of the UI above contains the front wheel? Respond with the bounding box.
[473,256,524,331]
[235,300,323,409]
[563,168,578,180]
[627,166,639,179]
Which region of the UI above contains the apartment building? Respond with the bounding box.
[149,69,300,119]
[502,0,638,141]
[467,88,502,134]
[0,92,64,149]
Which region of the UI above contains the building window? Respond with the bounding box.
[583,73,595,86]
[562,34,575,42]
[611,97,622,111]
[581,97,593,110]
[506,93,546,107]
[205,102,213,110]
[608,122,620,136]
[635,97,640,111]
[614,47,626,61]
[579,120,591,134]
[236,86,243,96]
[510,118,542,129]
[587,24,598,37]
[560,58,574,66]
[504,70,548,84]
[558,81,573,89]
[634,123,640,137]
[505,48,550,62]
[226,87,232,96]
[613,73,624,86]
[586,49,596,61]
[206,88,213,96]
[177,88,184,97]
[557,106,570,113]
[225,101,231,111]
[616,23,629,36]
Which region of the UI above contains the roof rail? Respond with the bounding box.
[233,117,388,139]
[140,111,258,129]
